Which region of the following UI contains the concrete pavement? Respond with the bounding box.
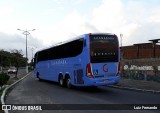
[111,78,160,93]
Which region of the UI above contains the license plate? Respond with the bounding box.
[103,79,109,82]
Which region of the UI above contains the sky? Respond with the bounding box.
[0,0,160,61]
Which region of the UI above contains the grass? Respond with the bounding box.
[8,73,27,84]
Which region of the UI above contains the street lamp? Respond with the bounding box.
[17,28,35,73]
[120,34,123,47]
[28,46,37,61]
[28,46,37,70]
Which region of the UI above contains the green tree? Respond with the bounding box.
[10,49,27,78]
[0,50,10,66]
[0,49,12,71]
[0,49,27,75]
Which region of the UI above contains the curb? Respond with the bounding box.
[1,72,32,113]
[109,85,160,94]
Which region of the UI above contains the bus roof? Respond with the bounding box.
[36,33,116,53]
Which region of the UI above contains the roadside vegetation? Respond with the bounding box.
[0,49,28,77]
[0,72,28,113]
[0,73,10,88]
[0,49,32,113]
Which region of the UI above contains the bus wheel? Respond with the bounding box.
[37,73,41,81]
[59,75,64,87]
[66,77,72,89]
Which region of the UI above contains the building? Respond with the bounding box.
[120,39,160,81]
[121,43,160,59]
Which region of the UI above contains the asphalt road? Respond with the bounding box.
[5,72,160,113]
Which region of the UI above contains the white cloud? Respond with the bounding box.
[43,0,124,45]
[0,7,15,34]
[40,0,160,47]
[148,8,160,23]
[89,0,160,45]
[91,0,124,31]
[0,32,44,61]
[43,11,95,45]
[1,0,160,56]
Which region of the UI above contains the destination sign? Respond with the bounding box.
[93,36,115,40]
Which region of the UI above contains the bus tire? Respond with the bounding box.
[59,75,64,87]
[37,73,41,81]
[37,76,42,81]
[66,76,72,89]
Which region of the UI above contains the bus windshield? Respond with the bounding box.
[90,34,118,63]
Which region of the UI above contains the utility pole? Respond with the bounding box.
[17,28,35,73]
[120,34,123,47]
[28,46,37,61]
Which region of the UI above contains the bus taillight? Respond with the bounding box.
[86,63,94,78]
[116,62,120,76]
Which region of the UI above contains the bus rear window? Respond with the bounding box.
[90,34,118,63]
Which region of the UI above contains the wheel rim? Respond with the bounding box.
[37,75,40,81]
[60,77,63,86]
[67,78,71,88]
